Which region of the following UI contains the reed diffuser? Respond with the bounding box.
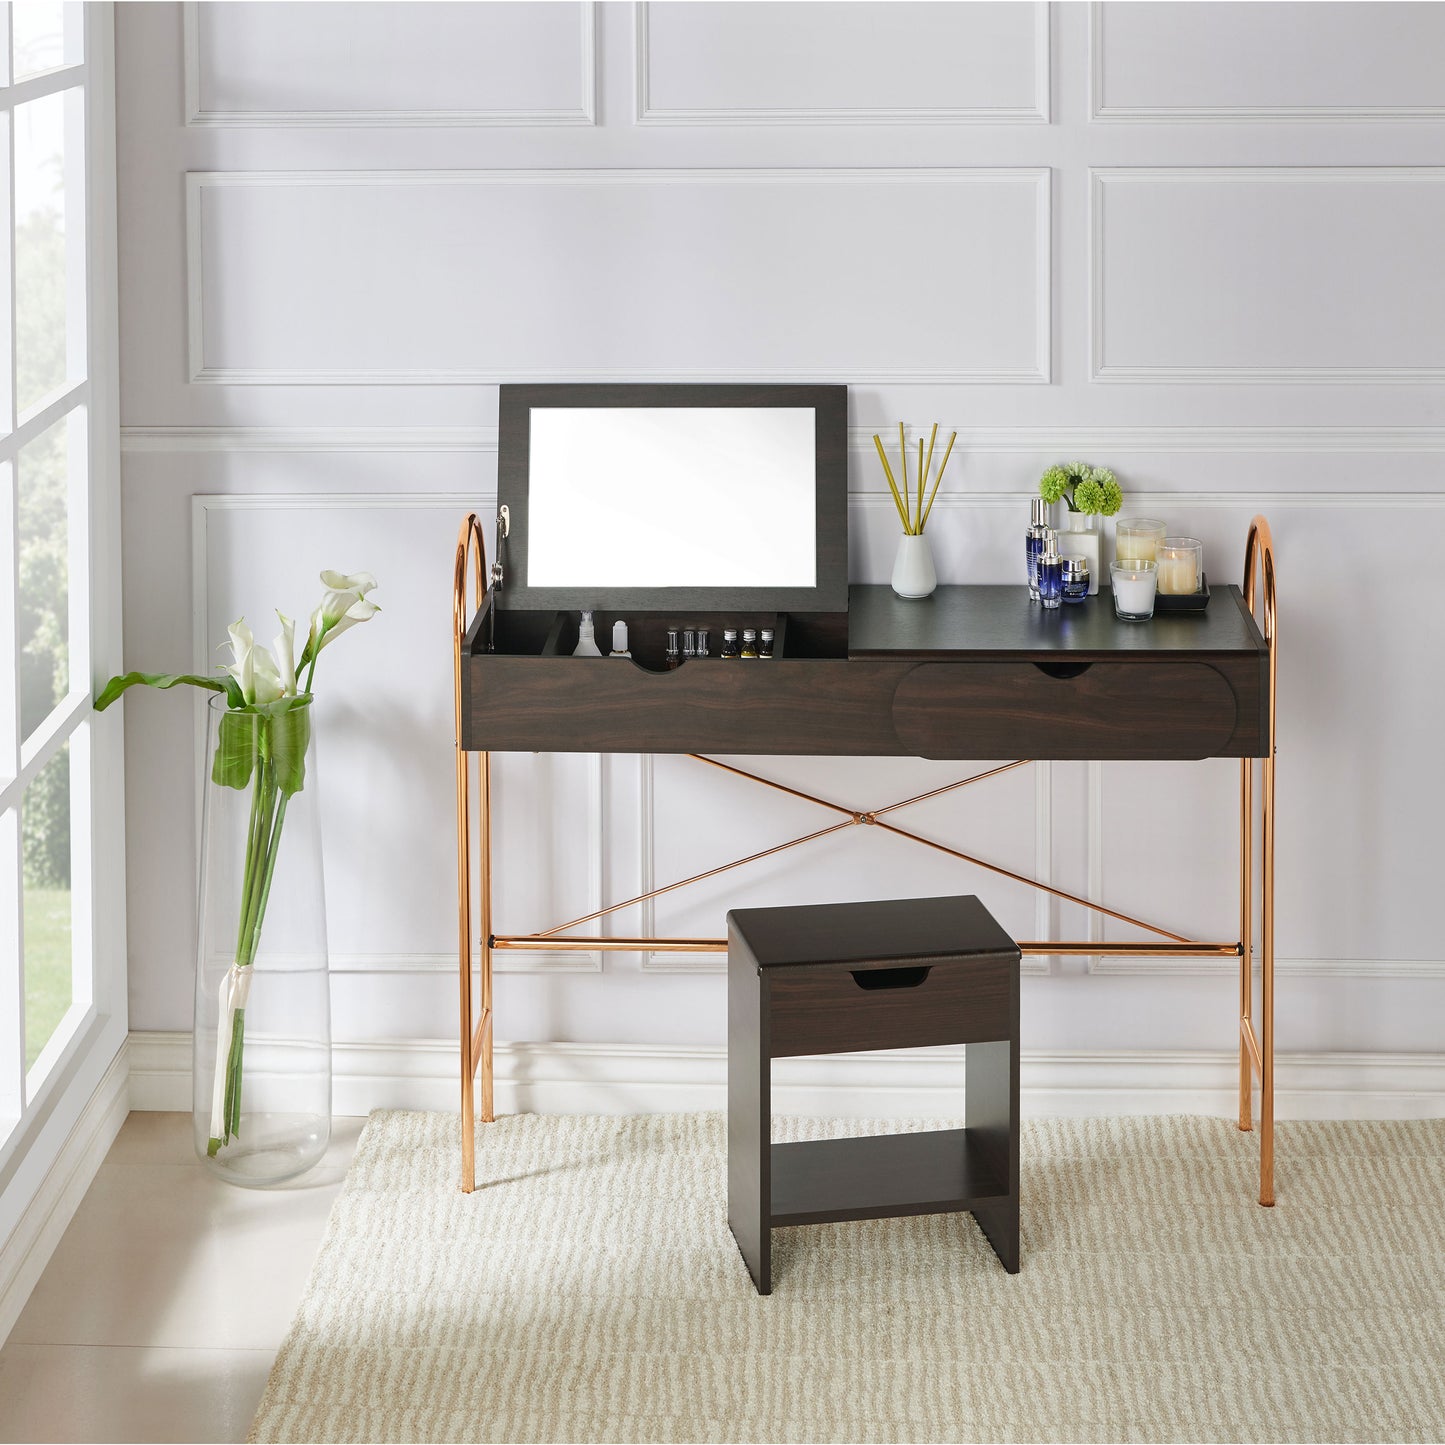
[874,422,957,598]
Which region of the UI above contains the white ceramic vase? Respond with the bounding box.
[1059,513,1101,595]
[891,533,937,599]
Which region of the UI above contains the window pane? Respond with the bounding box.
[18,416,68,741]
[16,89,83,416]
[24,740,72,1069]
[12,3,81,81]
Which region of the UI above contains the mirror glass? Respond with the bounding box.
[526,407,817,588]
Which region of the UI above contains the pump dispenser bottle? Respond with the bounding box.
[572,610,603,657]
[1026,497,1050,601]
[1038,531,1064,611]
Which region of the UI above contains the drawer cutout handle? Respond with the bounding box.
[1032,660,1093,680]
[850,965,931,991]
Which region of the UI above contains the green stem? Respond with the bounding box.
[219,749,294,1148]
[234,761,267,964]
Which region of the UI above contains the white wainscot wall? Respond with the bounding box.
[116,0,1445,1116]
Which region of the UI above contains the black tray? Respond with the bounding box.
[1154,572,1211,613]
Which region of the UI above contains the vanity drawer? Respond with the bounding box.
[767,957,1013,1058]
[463,653,907,755]
[890,660,1243,760]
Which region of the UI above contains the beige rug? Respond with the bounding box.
[250,1112,1445,1443]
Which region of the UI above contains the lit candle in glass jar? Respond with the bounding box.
[1115,518,1167,563]
[1156,537,1203,596]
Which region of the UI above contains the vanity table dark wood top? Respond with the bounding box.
[461,583,1267,762]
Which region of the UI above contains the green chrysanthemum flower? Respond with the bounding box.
[1038,465,1071,504]
[1066,461,1091,480]
[1099,479,1123,515]
[1073,478,1105,515]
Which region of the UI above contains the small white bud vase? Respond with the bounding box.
[1060,513,1101,595]
[891,533,937,599]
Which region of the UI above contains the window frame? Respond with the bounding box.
[0,1,125,1225]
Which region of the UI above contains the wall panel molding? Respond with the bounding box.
[190,491,603,975]
[1091,168,1445,383]
[1089,2,1445,123]
[635,1,1049,126]
[127,1031,1445,1120]
[182,1,597,128]
[122,425,1445,458]
[184,168,1051,385]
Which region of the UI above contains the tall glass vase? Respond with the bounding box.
[193,694,331,1186]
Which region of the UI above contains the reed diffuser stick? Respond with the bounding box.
[917,438,925,529]
[898,423,910,533]
[921,422,938,517]
[919,430,958,533]
[873,434,912,533]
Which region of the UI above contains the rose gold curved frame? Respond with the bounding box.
[455,513,1278,1204]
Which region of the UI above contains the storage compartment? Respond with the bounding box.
[766,957,1012,1058]
[890,660,1240,761]
[463,604,893,754]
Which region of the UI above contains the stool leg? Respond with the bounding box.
[966,1038,1020,1274]
[728,957,770,1294]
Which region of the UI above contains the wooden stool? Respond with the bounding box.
[727,893,1020,1294]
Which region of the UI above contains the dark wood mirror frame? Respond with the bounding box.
[494,383,849,615]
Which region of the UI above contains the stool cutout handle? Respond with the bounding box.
[850,965,932,990]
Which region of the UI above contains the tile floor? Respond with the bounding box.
[0,1112,363,1444]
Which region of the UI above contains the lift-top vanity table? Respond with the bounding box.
[452,385,1280,1206]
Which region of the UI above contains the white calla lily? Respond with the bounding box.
[274,612,297,696]
[316,594,380,653]
[250,644,284,705]
[320,570,377,597]
[223,618,256,703]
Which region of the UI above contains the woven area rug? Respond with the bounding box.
[250,1111,1445,1443]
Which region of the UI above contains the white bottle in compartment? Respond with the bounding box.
[572,610,603,657]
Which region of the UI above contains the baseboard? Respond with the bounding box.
[126,1032,1445,1121]
[0,1043,131,1346]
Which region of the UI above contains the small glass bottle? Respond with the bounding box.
[758,628,774,659]
[740,629,759,658]
[682,629,697,661]
[1026,496,1050,602]
[1038,531,1064,611]
[664,629,681,669]
[720,628,740,660]
[1061,555,1089,605]
[696,628,710,658]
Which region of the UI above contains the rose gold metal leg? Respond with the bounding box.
[1244,515,1278,1206]
[1260,725,1276,1206]
[454,514,486,1193]
[478,751,495,1126]
[1239,755,1253,1132]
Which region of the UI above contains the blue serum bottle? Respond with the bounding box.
[1026,497,1050,601]
[1038,530,1064,611]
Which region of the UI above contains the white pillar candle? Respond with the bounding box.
[1156,537,1203,596]
[1110,562,1157,619]
[1115,519,1167,564]
[1156,555,1197,595]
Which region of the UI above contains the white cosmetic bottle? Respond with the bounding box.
[572,610,603,657]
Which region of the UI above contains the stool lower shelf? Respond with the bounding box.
[770,1128,1009,1226]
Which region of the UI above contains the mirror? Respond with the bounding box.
[526,407,817,588]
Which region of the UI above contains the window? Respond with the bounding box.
[0,3,123,1225]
